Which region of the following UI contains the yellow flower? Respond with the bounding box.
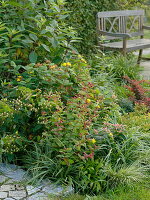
[16,76,22,82]
[81,58,87,63]
[62,63,67,67]
[86,99,91,103]
[66,62,71,67]
[90,93,94,98]
[62,62,71,67]
[91,138,96,144]
[109,132,113,137]
[96,105,100,109]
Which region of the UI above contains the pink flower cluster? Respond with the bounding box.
[103,122,125,133]
[83,152,94,159]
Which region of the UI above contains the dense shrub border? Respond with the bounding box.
[0,0,150,196]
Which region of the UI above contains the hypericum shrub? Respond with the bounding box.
[0,54,126,191]
[0,55,102,158]
[123,76,150,110]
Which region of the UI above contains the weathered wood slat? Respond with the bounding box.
[130,31,144,37]
[100,39,150,52]
[98,30,131,38]
[143,25,150,30]
[97,10,144,18]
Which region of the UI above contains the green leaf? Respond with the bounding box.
[15,139,22,146]
[29,33,38,41]
[22,39,33,44]
[10,61,16,67]
[41,44,50,52]
[48,38,58,48]
[29,51,37,63]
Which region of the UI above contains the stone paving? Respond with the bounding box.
[0,164,73,200]
[140,61,150,80]
[134,48,150,80]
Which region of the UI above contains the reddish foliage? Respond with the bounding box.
[123,76,150,109]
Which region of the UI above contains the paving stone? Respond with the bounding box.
[42,185,63,195]
[26,185,41,195]
[12,197,25,200]
[0,163,74,199]
[0,164,27,182]
[42,184,74,196]
[15,184,25,190]
[0,164,17,174]
[0,184,15,191]
[0,175,7,183]
[5,169,26,182]
[9,190,26,198]
[27,192,48,200]
[0,191,8,198]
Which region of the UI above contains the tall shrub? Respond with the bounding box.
[0,0,77,66]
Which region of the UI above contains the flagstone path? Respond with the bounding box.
[0,164,73,200]
[140,61,150,80]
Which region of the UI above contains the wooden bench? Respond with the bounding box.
[96,10,150,64]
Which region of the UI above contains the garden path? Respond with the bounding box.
[135,48,150,80]
[140,60,150,80]
[0,163,73,200]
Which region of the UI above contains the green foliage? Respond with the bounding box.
[0,0,150,196]
[24,119,149,195]
[0,0,77,67]
[105,55,140,82]
[120,105,150,132]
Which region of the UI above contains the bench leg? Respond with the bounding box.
[137,49,143,65]
[122,39,127,56]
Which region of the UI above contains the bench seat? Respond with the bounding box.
[101,39,150,52]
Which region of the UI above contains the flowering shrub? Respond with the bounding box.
[103,122,126,137]
[0,55,101,155]
[1,52,133,194]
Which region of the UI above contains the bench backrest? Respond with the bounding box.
[97,10,144,39]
